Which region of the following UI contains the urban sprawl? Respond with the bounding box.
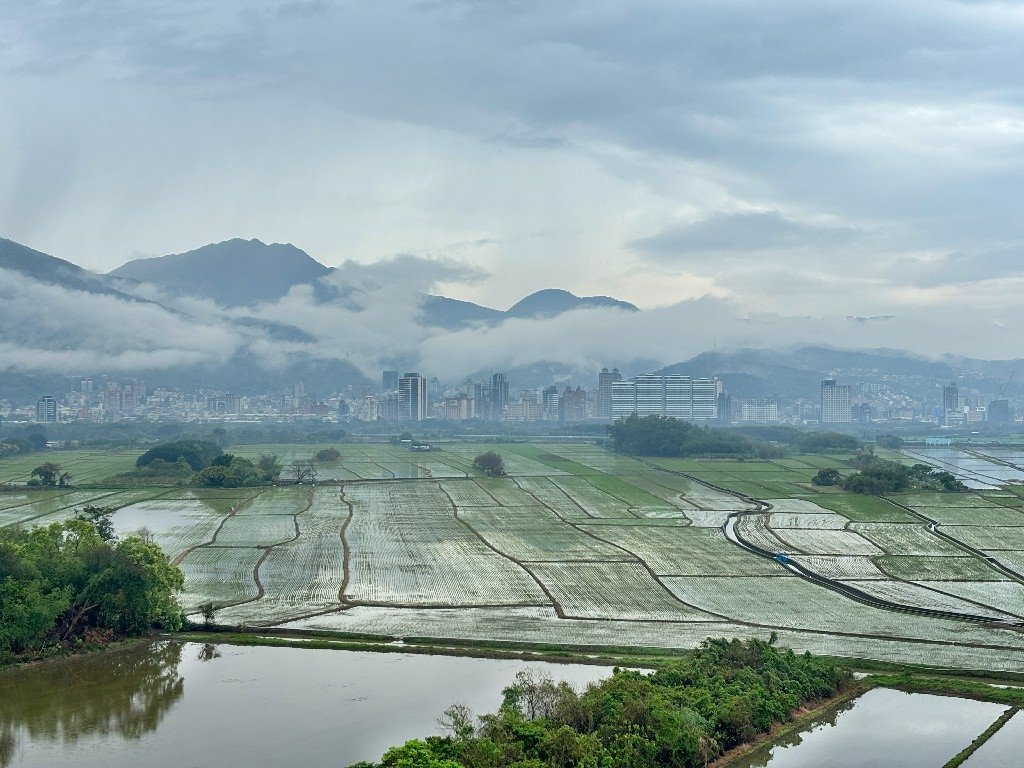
[14,369,1016,430]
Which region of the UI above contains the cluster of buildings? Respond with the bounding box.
[351,372,592,424]
[10,366,1019,430]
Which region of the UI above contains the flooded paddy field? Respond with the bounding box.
[0,642,611,768]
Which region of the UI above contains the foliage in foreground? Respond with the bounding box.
[357,638,853,768]
[0,518,184,663]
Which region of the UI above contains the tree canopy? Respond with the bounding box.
[361,638,852,768]
[473,452,506,477]
[607,415,768,458]
[842,453,967,495]
[136,440,223,471]
[0,518,184,662]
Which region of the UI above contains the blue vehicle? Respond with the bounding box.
[774,552,791,565]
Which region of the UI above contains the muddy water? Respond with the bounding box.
[729,687,1008,768]
[0,642,610,768]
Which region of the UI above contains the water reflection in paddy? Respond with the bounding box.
[730,688,1007,768]
[0,641,611,768]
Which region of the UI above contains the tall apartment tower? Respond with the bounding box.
[35,396,57,423]
[596,367,622,419]
[490,372,509,421]
[820,379,853,423]
[398,373,428,421]
[382,370,400,391]
[942,382,959,420]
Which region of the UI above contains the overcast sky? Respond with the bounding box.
[2,0,1024,324]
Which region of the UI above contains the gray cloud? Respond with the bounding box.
[886,245,1024,288]
[629,212,860,259]
[1,0,1024,345]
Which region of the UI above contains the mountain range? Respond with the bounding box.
[103,237,638,327]
[0,236,640,402]
[3,234,1021,407]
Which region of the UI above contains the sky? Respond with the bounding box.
[2,0,1024,374]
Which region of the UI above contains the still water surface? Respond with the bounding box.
[730,688,1007,768]
[961,710,1024,767]
[0,642,610,768]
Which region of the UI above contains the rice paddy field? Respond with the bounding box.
[5,441,1024,671]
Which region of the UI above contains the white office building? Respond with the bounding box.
[611,375,720,420]
[820,379,853,423]
[740,397,780,423]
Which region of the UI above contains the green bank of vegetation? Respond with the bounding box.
[811,453,967,495]
[0,516,184,665]
[355,638,853,768]
[102,439,287,487]
[605,415,858,459]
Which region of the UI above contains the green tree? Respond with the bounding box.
[811,468,840,486]
[136,440,223,471]
[315,447,341,462]
[29,462,62,487]
[257,453,283,481]
[473,452,506,477]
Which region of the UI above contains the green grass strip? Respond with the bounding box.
[943,706,1019,768]
[865,673,1024,706]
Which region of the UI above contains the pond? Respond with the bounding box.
[0,642,611,768]
[729,688,1008,768]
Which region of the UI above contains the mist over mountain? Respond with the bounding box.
[1,237,143,301]
[4,235,1024,406]
[505,290,638,319]
[661,348,1024,401]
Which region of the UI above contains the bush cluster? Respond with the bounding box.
[0,518,184,663]
[357,638,852,768]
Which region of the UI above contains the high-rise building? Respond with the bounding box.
[490,372,509,421]
[717,392,734,423]
[596,367,622,419]
[382,370,400,391]
[611,375,720,420]
[559,386,588,423]
[35,396,57,423]
[988,399,1013,423]
[820,379,852,423]
[398,372,428,421]
[942,382,959,425]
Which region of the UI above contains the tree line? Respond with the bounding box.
[605,415,859,459]
[356,637,853,768]
[0,514,184,664]
[813,452,967,494]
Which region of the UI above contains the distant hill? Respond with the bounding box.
[419,289,638,329]
[419,294,504,329]
[1,237,137,300]
[110,238,332,306]
[658,346,1024,401]
[506,289,638,318]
